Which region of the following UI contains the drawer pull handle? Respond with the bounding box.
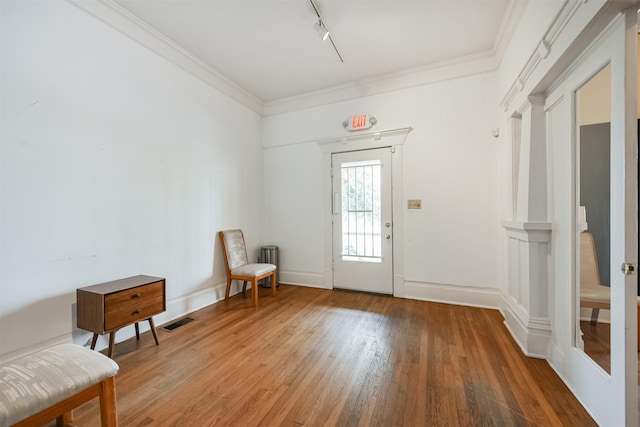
[133,309,141,315]
[132,293,141,298]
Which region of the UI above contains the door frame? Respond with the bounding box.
[331,148,394,294]
[318,128,411,297]
[544,9,637,425]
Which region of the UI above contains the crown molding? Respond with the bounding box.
[499,0,591,112]
[263,52,499,116]
[263,0,526,116]
[66,0,264,114]
[492,0,529,62]
[66,0,526,118]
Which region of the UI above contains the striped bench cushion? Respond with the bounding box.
[0,344,119,426]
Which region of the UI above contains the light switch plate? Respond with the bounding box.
[407,199,421,209]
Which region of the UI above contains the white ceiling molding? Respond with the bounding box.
[263,53,498,116]
[264,1,527,117]
[499,0,590,113]
[67,0,526,117]
[491,0,529,64]
[67,0,264,114]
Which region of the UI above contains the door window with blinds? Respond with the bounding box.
[340,159,382,263]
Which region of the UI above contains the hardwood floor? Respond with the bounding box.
[72,285,595,426]
[581,320,611,373]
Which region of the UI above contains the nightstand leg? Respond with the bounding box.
[149,318,160,345]
[135,322,140,340]
[90,333,99,350]
[108,332,116,358]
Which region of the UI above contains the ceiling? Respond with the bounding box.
[111,0,520,106]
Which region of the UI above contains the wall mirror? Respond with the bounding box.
[575,63,612,374]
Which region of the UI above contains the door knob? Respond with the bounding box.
[622,262,636,275]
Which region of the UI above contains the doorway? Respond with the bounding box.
[544,11,637,425]
[332,148,393,294]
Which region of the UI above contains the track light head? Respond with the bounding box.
[314,21,330,41]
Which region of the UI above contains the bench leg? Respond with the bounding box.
[590,308,600,325]
[99,376,118,427]
[56,410,73,427]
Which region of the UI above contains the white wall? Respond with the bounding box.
[263,71,501,300]
[0,0,264,358]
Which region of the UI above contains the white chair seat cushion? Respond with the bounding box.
[580,285,610,303]
[580,285,640,305]
[231,263,276,278]
[0,343,119,426]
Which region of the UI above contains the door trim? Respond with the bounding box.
[331,148,393,295]
[543,10,637,425]
[320,130,409,297]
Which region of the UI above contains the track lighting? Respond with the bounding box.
[314,21,330,41]
[308,0,343,63]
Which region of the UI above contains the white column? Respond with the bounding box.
[502,96,552,358]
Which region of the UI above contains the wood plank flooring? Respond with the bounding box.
[72,285,595,426]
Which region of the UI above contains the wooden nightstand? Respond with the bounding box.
[77,275,166,358]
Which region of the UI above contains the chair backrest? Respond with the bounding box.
[580,232,602,289]
[219,229,249,271]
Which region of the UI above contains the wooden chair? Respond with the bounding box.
[219,229,277,306]
[579,232,609,324]
[580,231,640,350]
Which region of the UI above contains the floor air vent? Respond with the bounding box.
[163,317,195,331]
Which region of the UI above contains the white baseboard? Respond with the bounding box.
[0,334,72,364]
[90,280,241,352]
[278,270,328,289]
[402,280,551,359]
[502,296,551,359]
[403,280,504,310]
[0,277,554,364]
[0,281,248,362]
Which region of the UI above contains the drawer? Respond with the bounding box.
[105,281,164,308]
[105,295,164,331]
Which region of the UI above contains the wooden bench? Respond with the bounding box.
[0,344,119,426]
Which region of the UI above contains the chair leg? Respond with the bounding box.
[225,277,232,300]
[271,271,277,297]
[251,278,259,306]
[590,308,600,325]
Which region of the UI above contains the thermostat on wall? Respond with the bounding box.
[408,199,421,209]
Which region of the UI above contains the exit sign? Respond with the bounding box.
[343,114,377,131]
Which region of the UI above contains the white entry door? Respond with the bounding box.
[332,148,393,294]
